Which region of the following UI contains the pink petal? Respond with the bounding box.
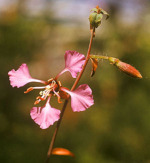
[30,101,61,129]
[56,51,85,79]
[8,63,45,88]
[61,84,94,112]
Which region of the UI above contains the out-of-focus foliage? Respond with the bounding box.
[1,1,150,163]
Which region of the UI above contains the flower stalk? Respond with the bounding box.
[45,28,95,163]
[90,54,109,60]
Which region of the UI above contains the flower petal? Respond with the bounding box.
[61,84,94,112]
[8,63,45,88]
[56,51,85,79]
[30,100,61,129]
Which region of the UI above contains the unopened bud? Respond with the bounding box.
[108,57,142,79]
[89,12,103,28]
[89,6,109,29]
[116,61,142,79]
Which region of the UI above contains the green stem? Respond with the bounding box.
[90,54,109,60]
[45,28,95,163]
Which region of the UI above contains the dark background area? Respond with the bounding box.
[0,0,150,162]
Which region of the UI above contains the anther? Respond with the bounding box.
[47,78,54,84]
[24,87,33,93]
[36,96,45,101]
[46,85,51,89]
[34,100,40,105]
[58,81,62,87]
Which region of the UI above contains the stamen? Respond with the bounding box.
[58,81,62,87]
[24,86,46,94]
[34,97,45,105]
[34,100,40,105]
[36,96,45,101]
[51,80,56,87]
[57,96,62,103]
[47,78,54,84]
[32,86,46,89]
[34,86,52,105]
[46,85,51,89]
[53,89,62,103]
[24,87,33,93]
[33,79,61,105]
[39,91,43,95]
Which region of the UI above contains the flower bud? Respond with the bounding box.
[89,10,102,28]
[89,6,109,29]
[116,61,142,79]
[108,57,142,78]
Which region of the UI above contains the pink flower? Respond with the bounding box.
[61,84,94,112]
[8,63,45,88]
[55,51,85,79]
[30,97,61,129]
[8,51,94,129]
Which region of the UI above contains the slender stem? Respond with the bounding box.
[90,55,109,60]
[45,28,95,163]
[71,28,95,91]
[45,100,68,163]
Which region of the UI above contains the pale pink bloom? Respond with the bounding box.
[30,97,61,129]
[8,63,45,88]
[56,51,85,79]
[61,84,94,112]
[8,51,93,129]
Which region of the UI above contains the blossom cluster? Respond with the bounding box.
[8,51,94,129]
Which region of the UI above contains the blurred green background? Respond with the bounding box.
[1,0,150,162]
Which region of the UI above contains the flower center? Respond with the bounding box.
[34,78,62,105]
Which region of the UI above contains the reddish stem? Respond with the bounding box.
[45,28,95,163]
[71,28,95,91]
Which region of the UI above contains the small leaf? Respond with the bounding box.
[101,9,109,19]
[90,58,98,77]
[95,14,103,23]
[91,8,98,13]
[52,148,75,157]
